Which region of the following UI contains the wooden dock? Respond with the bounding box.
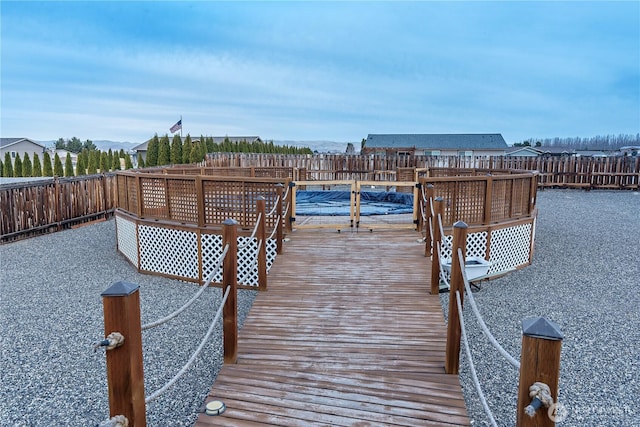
[196,228,470,426]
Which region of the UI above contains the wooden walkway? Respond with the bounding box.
[196,228,470,426]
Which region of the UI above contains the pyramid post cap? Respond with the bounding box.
[101,281,139,297]
[522,317,564,341]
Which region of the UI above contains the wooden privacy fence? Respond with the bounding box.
[0,174,117,243]
[207,153,640,189]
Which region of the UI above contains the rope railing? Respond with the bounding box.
[455,290,499,427]
[145,285,231,404]
[237,212,262,250]
[268,215,281,240]
[457,248,521,369]
[141,244,230,331]
[266,196,280,217]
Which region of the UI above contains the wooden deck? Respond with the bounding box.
[196,228,470,426]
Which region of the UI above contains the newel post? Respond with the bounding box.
[445,221,468,374]
[424,184,434,257]
[430,197,445,295]
[222,219,238,364]
[256,197,268,291]
[101,281,146,427]
[275,183,284,254]
[516,317,564,427]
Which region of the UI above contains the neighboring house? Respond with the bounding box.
[133,135,262,163]
[362,134,508,157]
[620,146,640,157]
[505,146,544,157]
[575,150,607,158]
[0,138,47,163]
[49,149,78,168]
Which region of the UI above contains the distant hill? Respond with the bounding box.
[37,139,139,152]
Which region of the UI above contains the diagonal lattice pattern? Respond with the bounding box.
[139,225,198,279]
[487,223,532,274]
[116,215,138,266]
[201,233,224,283]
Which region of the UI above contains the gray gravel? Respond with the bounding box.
[440,189,640,426]
[0,219,257,426]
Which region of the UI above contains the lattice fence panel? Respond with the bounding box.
[167,179,198,223]
[439,231,487,284]
[140,177,168,219]
[201,233,224,283]
[125,175,138,212]
[266,238,277,271]
[488,223,532,274]
[237,236,259,286]
[202,180,245,226]
[139,225,198,279]
[455,180,486,224]
[491,179,512,222]
[116,215,138,267]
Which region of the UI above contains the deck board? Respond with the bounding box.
[196,228,470,426]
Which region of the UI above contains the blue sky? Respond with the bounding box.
[1,1,638,145]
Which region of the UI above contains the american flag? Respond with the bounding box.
[170,119,182,133]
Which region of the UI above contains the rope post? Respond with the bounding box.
[275,183,284,254]
[430,197,444,295]
[414,182,423,232]
[424,184,434,257]
[256,197,268,291]
[101,281,146,427]
[222,219,238,364]
[285,182,294,233]
[516,317,564,427]
[445,220,468,375]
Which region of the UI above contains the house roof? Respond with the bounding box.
[0,138,46,149]
[133,136,262,151]
[365,134,508,150]
[506,146,544,155]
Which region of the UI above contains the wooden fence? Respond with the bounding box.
[0,174,117,242]
[207,153,640,189]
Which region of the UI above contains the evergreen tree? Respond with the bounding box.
[65,153,74,177]
[206,136,215,153]
[107,149,114,171]
[189,143,200,163]
[182,135,193,164]
[137,154,145,168]
[32,153,42,177]
[76,153,86,175]
[199,138,207,160]
[158,134,171,165]
[53,153,64,176]
[22,153,33,177]
[0,159,3,177]
[170,134,182,164]
[146,134,159,167]
[112,151,120,170]
[100,151,109,172]
[43,152,53,176]
[13,153,23,177]
[87,151,98,174]
[3,153,13,177]
[124,154,133,169]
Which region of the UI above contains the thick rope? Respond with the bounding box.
[145,285,231,404]
[525,382,554,417]
[455,290,499,427]
[429,197,435,217]
[283,201,291,218]
[420,200,427,222]
[141,244,229,331]
[266,197,280,217]
[268,215,281,240]
[457,248,521,369]
[438,213,451,250]
[438,241,450,289]
[428,216,434,243]
[94,332,125,352]
[97,415,128,427]
[283,184,290,201]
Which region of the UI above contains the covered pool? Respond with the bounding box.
[295,190,414,216]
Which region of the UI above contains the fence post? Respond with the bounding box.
[275,183,284,254]
[415,182,423,232]
[256,197,268,291]
[424,184,434,257]
[430,197,444,295]
[516,317,564,427]
[286,182,295,233]
[101,281,146,427]
[222,219,238,364]
[445,220,468,374]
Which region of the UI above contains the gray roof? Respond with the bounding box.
[365,134,508,150]
[0,138,46,149]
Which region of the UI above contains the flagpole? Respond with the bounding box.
[180,115,183,138]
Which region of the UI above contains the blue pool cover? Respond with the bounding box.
[295,190,414,216]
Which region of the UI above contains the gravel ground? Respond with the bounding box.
[2,189,638,426]
[0,219,257,427]
[440,189,640,426]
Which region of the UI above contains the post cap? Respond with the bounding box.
[101,281,139,297]
[256,196,266,201]
[435,196,443,201]
[522,317,564,341]
[426,184,434,188]
[453,220,468,228]
[223,218,238,226]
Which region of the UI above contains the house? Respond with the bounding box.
[0,138,47,163]
[362,134,508,157]
[506,146,544,157]
[133,135,262,163]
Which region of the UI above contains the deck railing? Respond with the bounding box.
[0,174,117,242]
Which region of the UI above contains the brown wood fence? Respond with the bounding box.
[0,174,118,243]
[207,153,640,189]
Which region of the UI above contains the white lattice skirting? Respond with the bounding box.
[115,213,278,287]
[439,218,535,281]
